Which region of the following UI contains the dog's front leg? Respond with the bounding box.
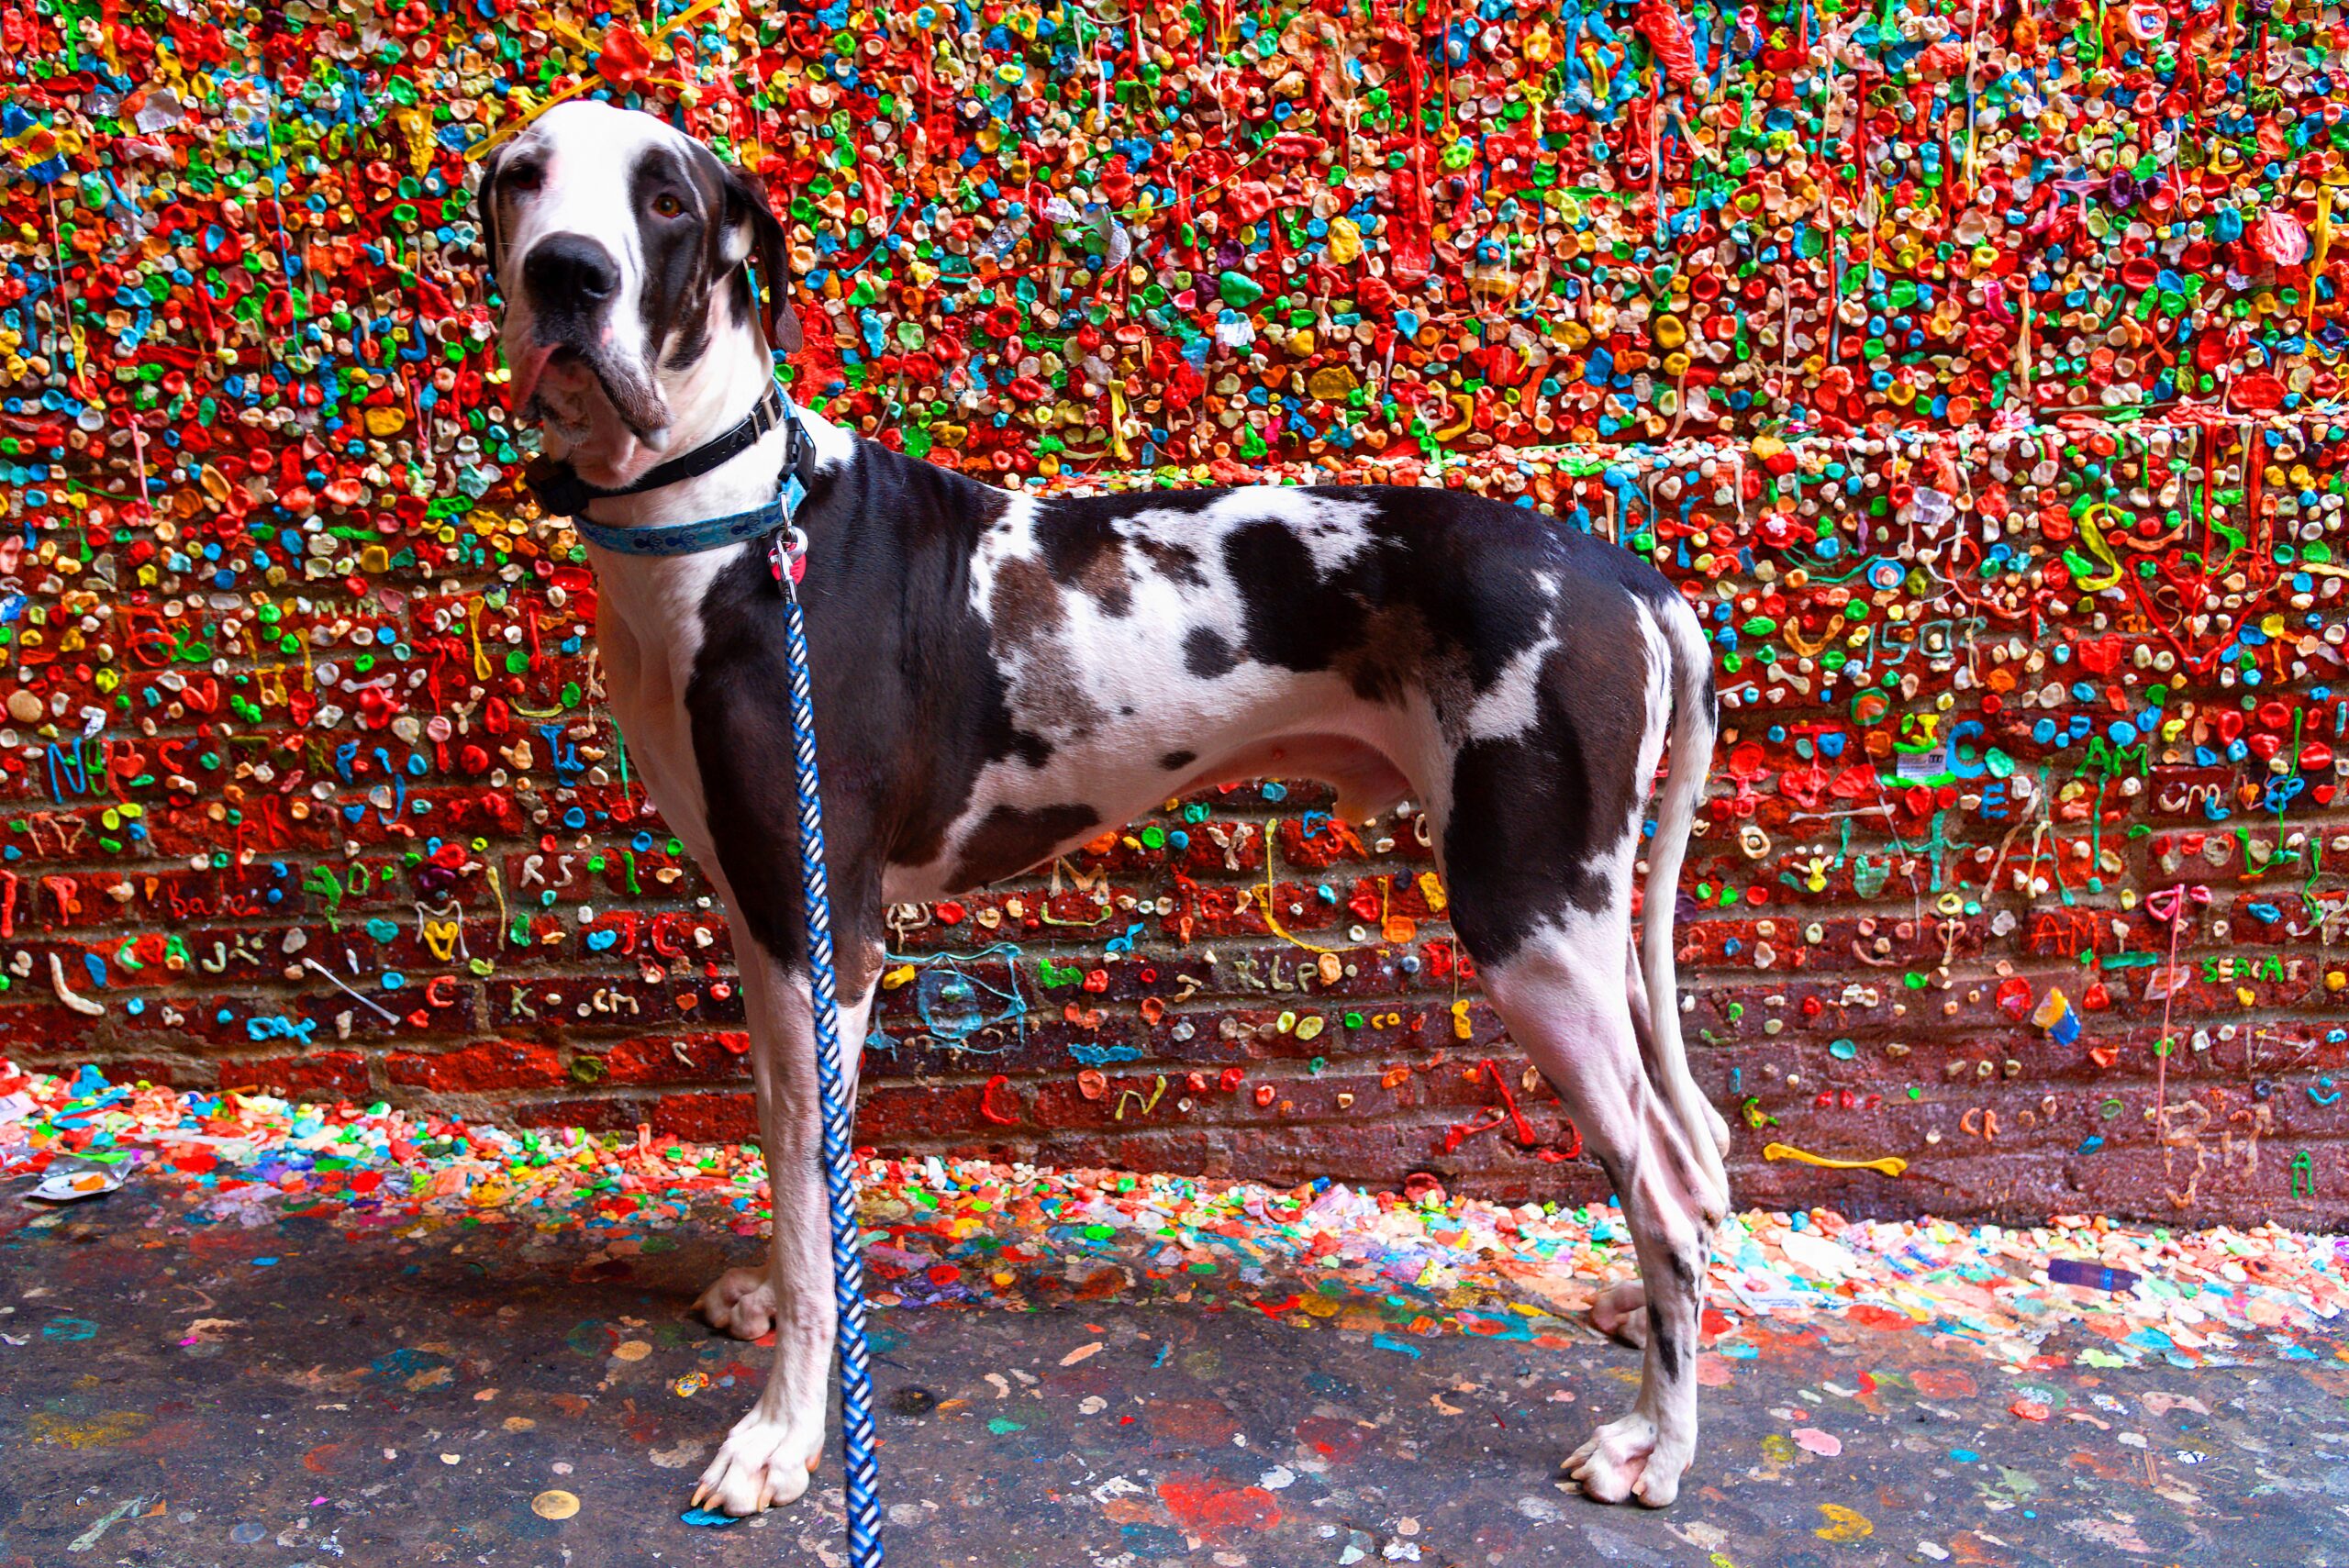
[694,933,881,1517]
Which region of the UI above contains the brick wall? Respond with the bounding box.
[5,0,2348,1225]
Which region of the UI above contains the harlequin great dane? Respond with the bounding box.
[475,100,1729,1515]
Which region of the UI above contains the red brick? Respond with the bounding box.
[386,1040,565,1093]
[649,1091,760,1144]
[596,1031,753,1084]
[218,1051,373,1098]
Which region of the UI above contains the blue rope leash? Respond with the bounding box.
[780,535,885,1566]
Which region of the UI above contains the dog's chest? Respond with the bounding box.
[592,550,740,864]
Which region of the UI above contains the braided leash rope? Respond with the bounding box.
[779,528,885,1565]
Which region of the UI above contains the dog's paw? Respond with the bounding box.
[692,1406,823,1516]
[1589,1280,1648,1349]
[695,1267,776,1340]
[1565,1413,1688,1507]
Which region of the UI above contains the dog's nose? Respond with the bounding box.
[523,234,619,311]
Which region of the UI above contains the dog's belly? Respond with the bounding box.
[882,686,1423,906]
[1167,732,1414,818]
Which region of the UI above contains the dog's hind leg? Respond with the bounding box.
[1481,917,1719,1507]
[1584,595,1726,1356]
[1593,945,1661,1349]
[1597,940,1731,1351]
[1627,939,1730,1167]
[693,929,883,1517]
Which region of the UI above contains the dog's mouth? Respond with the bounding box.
[510,338,668,445]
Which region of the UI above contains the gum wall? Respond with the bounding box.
[5,0,2349,1225]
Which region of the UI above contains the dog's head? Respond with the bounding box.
[475,101,799,471]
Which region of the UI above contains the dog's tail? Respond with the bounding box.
[1642,589,1726,1200]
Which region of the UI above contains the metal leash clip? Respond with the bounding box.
[769,523,811,592]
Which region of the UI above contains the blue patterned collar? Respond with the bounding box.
[570,475,807,558]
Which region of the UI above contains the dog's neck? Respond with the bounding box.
[555,300,861,688]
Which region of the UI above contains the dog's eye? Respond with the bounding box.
[505,164,542,194]
[652,193,684,217]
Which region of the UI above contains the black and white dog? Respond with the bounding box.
[477,101,1729,1514]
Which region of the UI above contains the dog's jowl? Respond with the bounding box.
[480,101,1727,1514]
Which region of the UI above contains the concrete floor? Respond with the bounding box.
[5,1185,2345,1567]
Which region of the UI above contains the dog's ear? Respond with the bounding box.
[718,161,802,355]
[474,143,507,275]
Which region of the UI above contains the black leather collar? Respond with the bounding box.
[525,382,787,518]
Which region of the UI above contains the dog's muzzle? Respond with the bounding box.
[509,233,666,438]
